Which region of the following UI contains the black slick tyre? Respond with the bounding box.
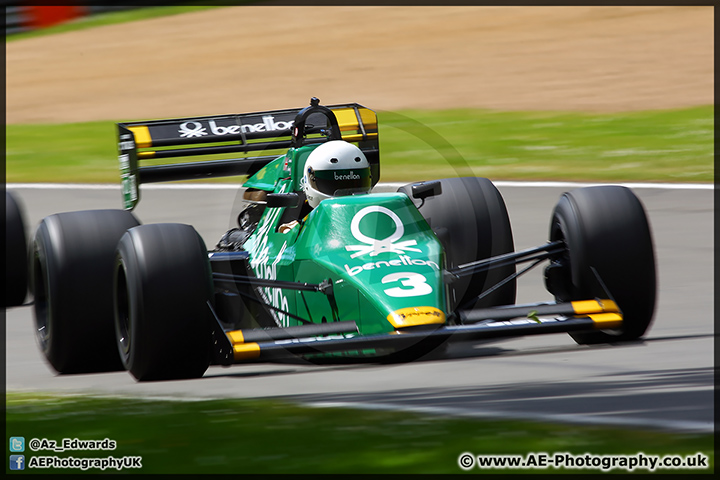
[5,192,28,307]
[115,223,213,381]
[31,209,140,373]
[399,177,515,311]
[548,186,656,344]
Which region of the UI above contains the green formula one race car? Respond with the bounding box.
[28,98,657,381]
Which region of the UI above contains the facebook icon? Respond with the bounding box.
[10,455,25,470]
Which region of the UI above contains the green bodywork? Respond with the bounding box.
[115,102,445,337]
[242,145,446,335]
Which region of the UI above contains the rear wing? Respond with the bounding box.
[117,100,379,210]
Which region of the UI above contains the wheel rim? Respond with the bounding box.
[115,263,131,361]
[547,218,573,301]
[32,248,50,349]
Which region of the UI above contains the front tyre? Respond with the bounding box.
[547,186,656,344]
[399,177,515,310]
[115,223,213,381]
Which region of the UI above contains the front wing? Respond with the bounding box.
[210,299,622,365]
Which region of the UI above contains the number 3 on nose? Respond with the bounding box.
[382,272,433,298]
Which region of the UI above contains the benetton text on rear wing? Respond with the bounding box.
[117,102,378,210]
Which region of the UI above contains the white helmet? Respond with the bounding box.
[302,140,372,208]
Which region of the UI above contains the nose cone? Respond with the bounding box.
[294,192,447,334]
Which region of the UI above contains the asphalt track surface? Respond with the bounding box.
[5,182,714,433]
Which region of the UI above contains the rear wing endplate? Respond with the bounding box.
[117,101,378,210]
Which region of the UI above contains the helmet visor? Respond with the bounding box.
[308,168,371,197]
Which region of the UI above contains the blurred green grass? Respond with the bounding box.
[5,106,713,184]
[379,106,713,183]
[5,393,713,474]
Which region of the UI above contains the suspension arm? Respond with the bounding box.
[212,272,323,292]
[447,240,565,280]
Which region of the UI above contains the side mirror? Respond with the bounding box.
[411,181,442,200]
[266,193,300,208]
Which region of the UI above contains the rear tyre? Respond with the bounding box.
[399,177,515,311]
[115,223,213,381]
[31,210,140,373]
[5,192,28,307]
[547,186,656,344]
